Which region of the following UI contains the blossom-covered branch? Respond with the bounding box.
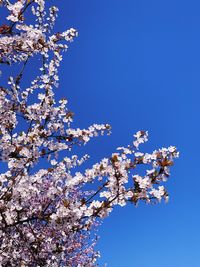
[0,1,178,266]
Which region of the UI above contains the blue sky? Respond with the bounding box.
[58,1,200,266]
[2,0,200,266]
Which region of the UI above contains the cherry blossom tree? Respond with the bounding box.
[0,1,179,266]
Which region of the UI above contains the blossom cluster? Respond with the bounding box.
[0,1,178,266]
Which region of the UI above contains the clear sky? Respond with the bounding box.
[2,0,200,266]
[57,1,200,266]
